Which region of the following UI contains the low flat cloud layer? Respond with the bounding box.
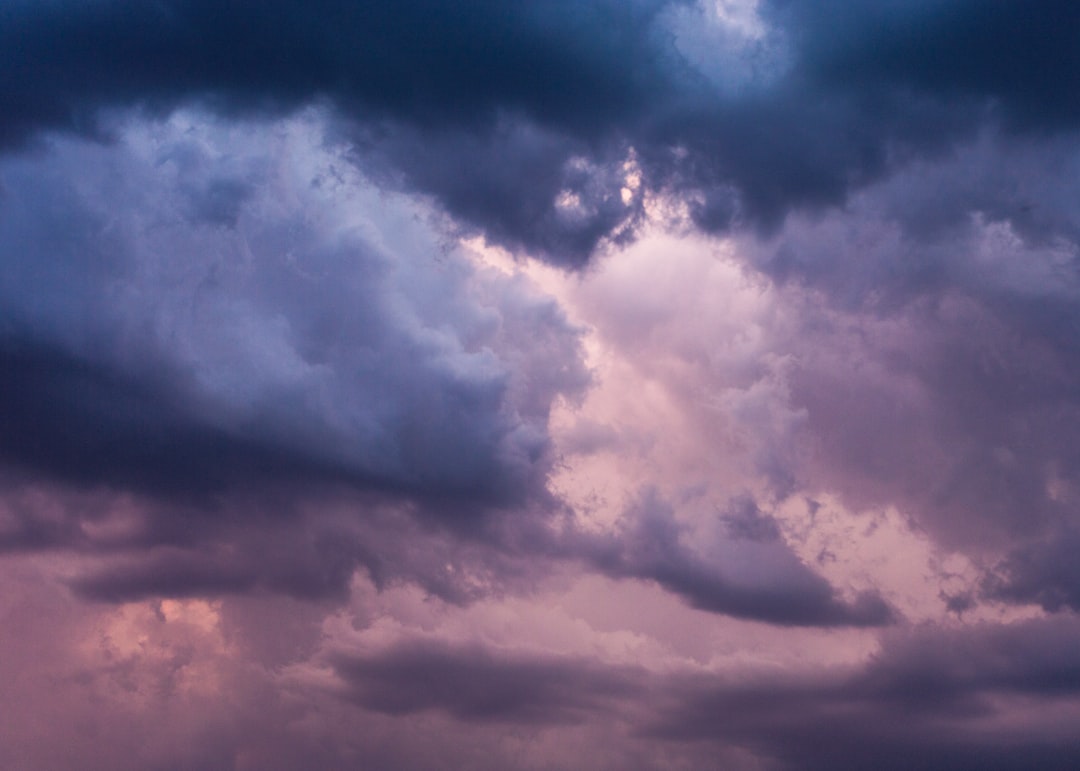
[3,2,1080,769]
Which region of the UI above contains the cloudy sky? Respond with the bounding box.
[3,1,1080,768]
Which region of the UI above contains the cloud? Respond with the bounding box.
[712,135,1080,571]
[777,0,1080,132]
[0,0,683,139]
[0,0,688,264]
[651,616,1080,770]
[574,489,894,626]
[325,639,642,724]
[985,527,1080,613]
[4,3,1080,768]
[6,0,1077,266]
[0,112,598,607]
[0,112,588,509]
[0,122,909,629]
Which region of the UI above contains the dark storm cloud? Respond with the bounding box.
[0,117,588,511]
[4,0,1077,265]
[0,0,686,264]
[650,616,1080,770]
[0,337,353,499]
[326,639,643,724]
[751,133,1080,310]
[575,490,894,627]
[721,0,1080,242]
[0,113,606,603]
[0,0,680,141]
[776,0,1080,132]
[354,120,647,265]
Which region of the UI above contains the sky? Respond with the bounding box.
[3,1,1080,768]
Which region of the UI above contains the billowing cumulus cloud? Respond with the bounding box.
[0,114,594,605]
[4,1,1080,769]
[0,113,587,505]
